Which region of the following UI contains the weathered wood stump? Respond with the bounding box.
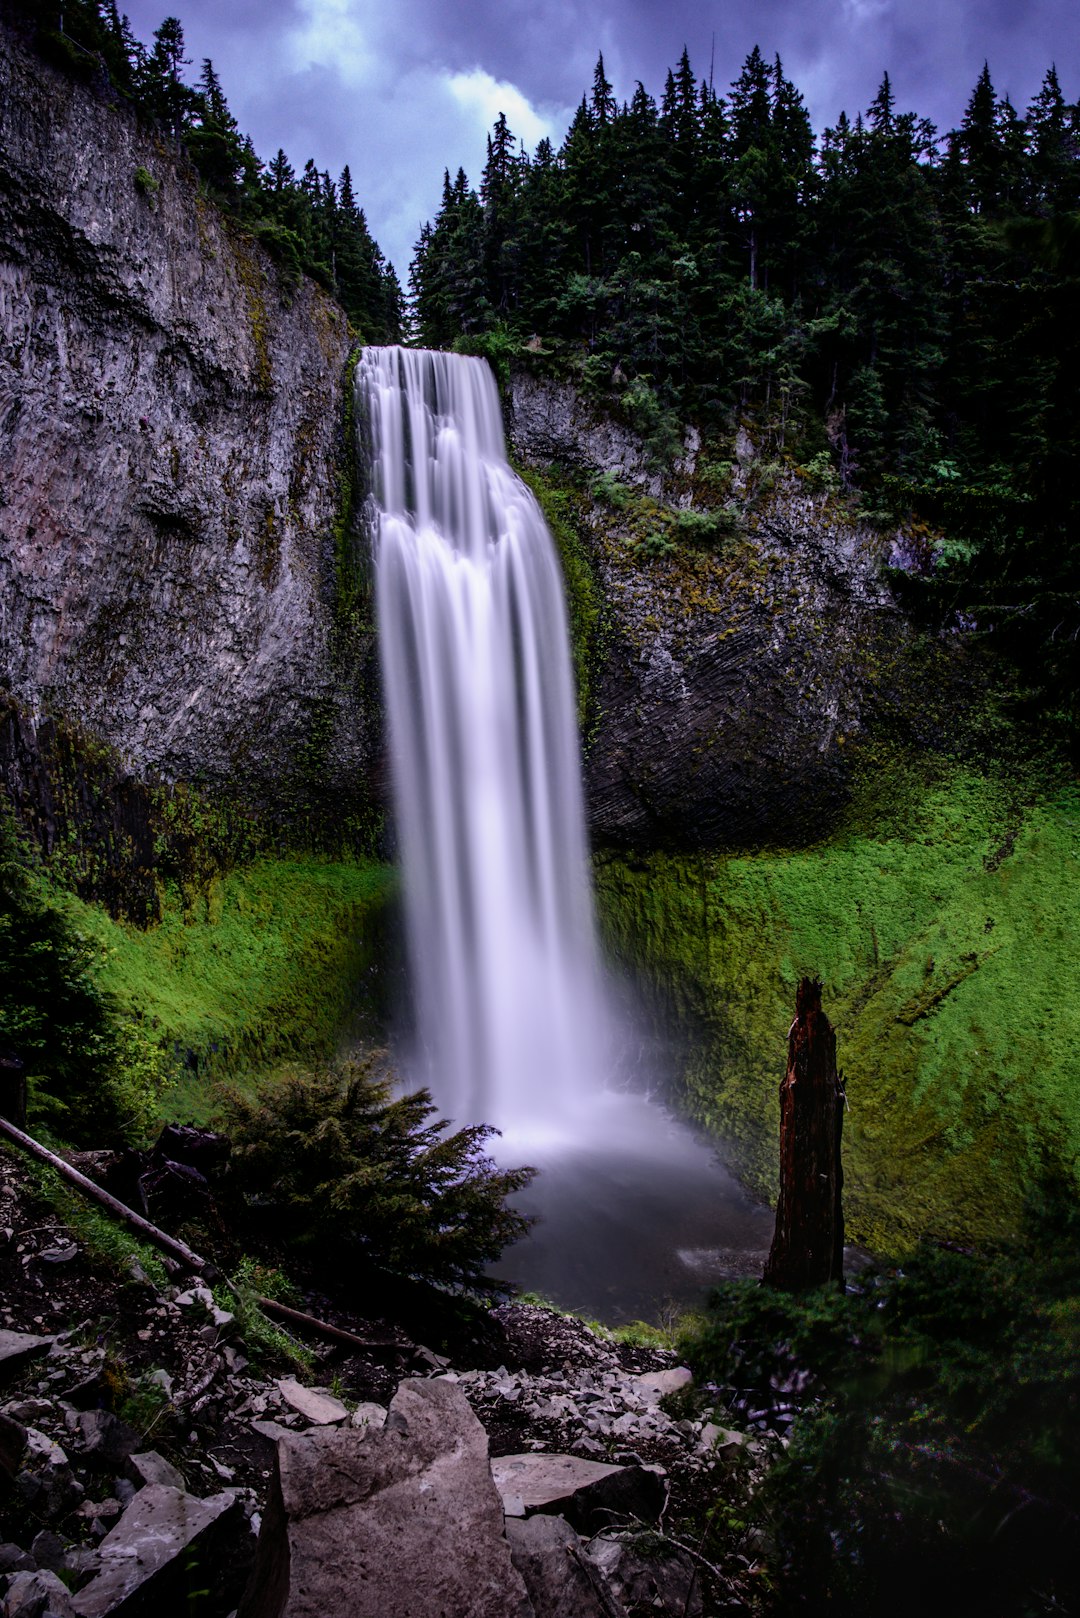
[763,978,846,1291]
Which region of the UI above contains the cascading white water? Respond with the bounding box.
[360,345,609,1149]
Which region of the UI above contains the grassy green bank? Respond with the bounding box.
[596,766,1080,1252]
[56,855,396,1125]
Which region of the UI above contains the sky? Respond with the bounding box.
[120,0,1079,281]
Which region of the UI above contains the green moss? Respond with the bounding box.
[515,465,603,733]
[596,766,1080,1253]
[54,855,396,1123]
[327,343,378,676]
[226,224,273,393]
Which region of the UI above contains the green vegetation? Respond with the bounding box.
[19,1153,169,1288]
[0,811,169,1142]
[515,466,603,730]
[223,1054,534,1293]
[596,762,1080,1251]
[15,0,402,341]
[411,48,1080,726]
[678,1184,1080,1614]
[57,855,395,1124]
[132,164,159,200]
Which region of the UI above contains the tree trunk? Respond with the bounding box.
[762,977,846,1291]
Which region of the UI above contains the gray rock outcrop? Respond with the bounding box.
[0,31,377,837]
[507,372,936,850]
[237,1377,532,1618]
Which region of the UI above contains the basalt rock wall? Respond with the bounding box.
[507,372,956,852]
[0,31,379,858]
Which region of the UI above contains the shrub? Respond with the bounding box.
[0,809,169,1142]
[679,1185,1080,1616]
[590,469,633,509]
[133,165,159,201]
[223,1054,535,1292]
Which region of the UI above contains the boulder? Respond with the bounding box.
[491,1453,667,1535]
[505,1515,609,1618]
[1,1568,77,1618]
[71,1485,243,1618]
[347,1402,386,1432]
[238,1378,531,1618]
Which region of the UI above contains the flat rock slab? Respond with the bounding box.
[492,1453,666,1535]
[125,1452,186,1492]
[0,1330,56,1371]
[238,1378,530,1618]
[630,1367,693,1401]
[276,1378,348,1425]
[492,1454,623,1513]
[72,1484,242,1618]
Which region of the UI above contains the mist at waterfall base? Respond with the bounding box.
[362,347,772,1323]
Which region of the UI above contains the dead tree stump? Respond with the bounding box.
[762,978,846,1291]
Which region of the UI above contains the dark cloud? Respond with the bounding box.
[121,0,1078,277]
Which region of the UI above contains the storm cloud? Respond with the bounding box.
[120,0,1078,278]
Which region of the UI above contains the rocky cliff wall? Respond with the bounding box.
[0,33,378,851]
[0,32,960,879]
[508,372,957,850]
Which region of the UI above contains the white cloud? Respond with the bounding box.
[285,0,375,82]
[445,68,563,152]
[840,0,893,20]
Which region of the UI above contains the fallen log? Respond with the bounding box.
[254,1295,403,1352]
[0,1114,208,1274]
[762,977,846,1291]
[0,1117,404,1353]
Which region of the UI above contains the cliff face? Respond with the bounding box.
[0,34,377,842]
[0,32,947,876]
[507,373,937,850]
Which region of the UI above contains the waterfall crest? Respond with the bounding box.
[361,346,607,1147]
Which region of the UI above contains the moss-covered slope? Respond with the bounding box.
[596,767,1080,1252]
[55,855,396,1124]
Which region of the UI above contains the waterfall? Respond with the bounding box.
[360,346,608,1148]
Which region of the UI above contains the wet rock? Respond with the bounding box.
[505,1514,609,1618]
[71,1485,243,1618]
[274,1380,348,1426]
[491,1453,667,1535]
[238,1378,530,1618]
[0,37,370,862]
[1,1568,77,1618]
